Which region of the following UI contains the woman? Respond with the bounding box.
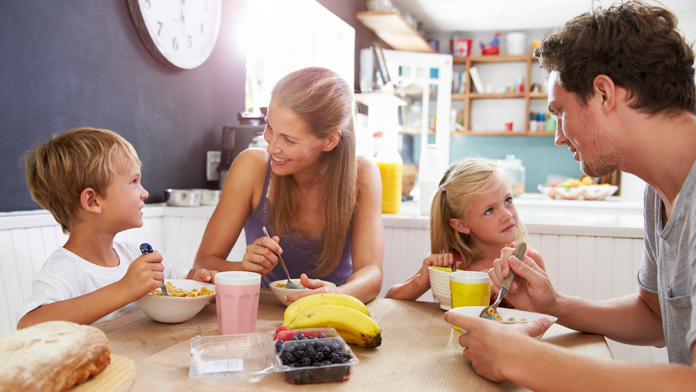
[193,67,384,303]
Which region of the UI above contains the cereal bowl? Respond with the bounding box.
[428,266,465,310]
[136,279,215,323]
[270,279,308,306]
[448,306,558,339]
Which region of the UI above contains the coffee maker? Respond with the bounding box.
[219,109,267,189]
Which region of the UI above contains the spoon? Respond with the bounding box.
[479,242,526,320]
[261,227,304,290]
[140,243,168,296]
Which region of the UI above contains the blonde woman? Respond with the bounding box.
[386,158,545,300]
[194,67,384,304]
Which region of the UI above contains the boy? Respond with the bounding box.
[17,127,213,328]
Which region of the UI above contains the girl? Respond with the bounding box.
[386,157,545,300]
[193,67,384,304]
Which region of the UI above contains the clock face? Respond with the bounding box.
[128,0,222,69]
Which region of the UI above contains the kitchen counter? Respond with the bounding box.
[92,288,612,391]
[383,194,644,238]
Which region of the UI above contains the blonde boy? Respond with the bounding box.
[17,127,213,328]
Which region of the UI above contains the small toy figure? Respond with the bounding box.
[480,33,501,55]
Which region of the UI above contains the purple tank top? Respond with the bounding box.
[244,161,353,288]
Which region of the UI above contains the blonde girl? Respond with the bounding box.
[386,157,545,300]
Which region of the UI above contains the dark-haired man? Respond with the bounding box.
[446,1,696,389]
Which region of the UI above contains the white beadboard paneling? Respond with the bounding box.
[593,237,614,301]
[0,204,671,363]
[0,230,16,333]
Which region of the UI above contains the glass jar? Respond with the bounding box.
[497,154,526,197]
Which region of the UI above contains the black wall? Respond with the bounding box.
[0,0,247,212]
[0,0,375,213]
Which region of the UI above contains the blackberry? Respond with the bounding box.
[318,345,331,354]
[305,347,316,359]
[299,356,312,367]
[293,350,305,361]
[280,352,296,366]
[312,349,325,362]
[321,360,332,366]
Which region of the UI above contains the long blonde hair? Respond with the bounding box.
[429,158,528,268]
[269,67,357,276]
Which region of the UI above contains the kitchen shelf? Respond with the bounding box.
[453,54,552,135]
[451,131,555,137]
[356,11,435,53]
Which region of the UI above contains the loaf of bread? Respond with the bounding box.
[0,321,111,392]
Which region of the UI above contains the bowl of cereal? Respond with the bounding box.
[270,279,308,306]
[447,306,557,339]
[428,266,465,310]
[136,279,215,323]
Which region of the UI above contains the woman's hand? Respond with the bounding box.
[189,268,216,283]
[241,234,283,275]
[283,273,338,303]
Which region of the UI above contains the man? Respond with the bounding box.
[445,1,696,390]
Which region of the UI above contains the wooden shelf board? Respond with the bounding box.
[470,93,526,99]
[453,54,537,64]
[356,11,435,53]
[452,131,555,137]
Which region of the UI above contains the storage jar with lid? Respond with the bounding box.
[497,155,526,197]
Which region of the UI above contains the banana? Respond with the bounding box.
[286,304,382,348]
[283,293,370,326]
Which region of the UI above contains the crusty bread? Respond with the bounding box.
[0,321,110,392]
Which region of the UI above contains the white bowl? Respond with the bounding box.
[136,279,215,323]
[448,306,558,339]
[269,279,308,306]
[537,184,618,201]
[429,266,464,310]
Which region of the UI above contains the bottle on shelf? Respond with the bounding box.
[418,144,443,215]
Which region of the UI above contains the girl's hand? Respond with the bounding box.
[123,250,165,300]
[418,252,456,285]
[283,273,338,303]
[242,234,282,275]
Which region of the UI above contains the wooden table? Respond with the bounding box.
[95,289,612,391]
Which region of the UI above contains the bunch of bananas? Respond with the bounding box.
[282,293,382,348]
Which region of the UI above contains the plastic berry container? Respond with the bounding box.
[274,328,359,384]
[189,328,358,385]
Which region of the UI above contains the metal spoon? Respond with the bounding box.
[140,243,168,296]
[479,242,527,320]
[261,226,304,290]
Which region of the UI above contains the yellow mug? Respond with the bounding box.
[449,271,491,308]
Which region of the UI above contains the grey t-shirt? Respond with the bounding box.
[638,160,696,364]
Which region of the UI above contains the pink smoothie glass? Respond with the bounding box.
[215,271,261,335]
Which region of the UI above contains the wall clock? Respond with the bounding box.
[127,0,222,70]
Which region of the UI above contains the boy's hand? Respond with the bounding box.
[122,250,165,301]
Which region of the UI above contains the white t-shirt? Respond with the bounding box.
[17,242,190,324]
